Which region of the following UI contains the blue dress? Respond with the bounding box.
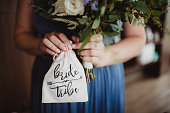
[31,1,125,113]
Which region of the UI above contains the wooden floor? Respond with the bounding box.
[125,71,170,113]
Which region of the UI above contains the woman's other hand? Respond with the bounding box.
[72,34,110,67]
[39,32,72,56]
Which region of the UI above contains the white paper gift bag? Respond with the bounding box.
[42,46,88,103]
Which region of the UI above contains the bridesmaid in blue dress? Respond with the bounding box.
[14,0,146,113]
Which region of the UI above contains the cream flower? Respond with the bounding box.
[52,0,84,16]
[52,0,65,15]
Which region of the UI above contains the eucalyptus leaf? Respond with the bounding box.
[103,31,119,38]
[109,3,114,11]
[132,18,138,26]
[77,18,89,25]
[79,27,92,42]
[79,33,91,51]
[140,22,146,27]
[92,17,100,29]
[134,1,149,13]
[100,6,106,16]
[110,24,123,31]
[128,14,133,24]
[109,15,120,20]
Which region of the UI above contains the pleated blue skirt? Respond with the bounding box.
[31,55,124,113]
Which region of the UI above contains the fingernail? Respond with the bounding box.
[56,49,60,53]
[59,33,63,37]
[72,44,76,49]
[63,47,67,51]
[68,45,72,50]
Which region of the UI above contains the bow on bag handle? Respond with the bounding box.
[53,41,72,62]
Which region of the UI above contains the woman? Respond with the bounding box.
[14,0,146,113]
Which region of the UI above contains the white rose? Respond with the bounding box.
[52,0,84,16]
[65,0,84,15]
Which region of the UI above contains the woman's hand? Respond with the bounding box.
[72,34,110,67]
[39,32,72,56]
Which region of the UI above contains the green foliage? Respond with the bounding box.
[28,0,169,50]
[132,18,138,26]
[100,6,106,16]
[77,18,89,25]
[151,10,164,17]
[108,14,120,21]
[102,31,119,38]
[79,27,92,42]
[133,1,149,13]
[128,14,133,24]
[79,27,92,51]
[121,13,128,22]
[92,17,100,29]
[109,2,114,12]
[110,24,123,31]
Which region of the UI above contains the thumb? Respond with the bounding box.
[71,36,79,44]
[90,34,103,43]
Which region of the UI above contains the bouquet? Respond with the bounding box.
[28,0,169,82]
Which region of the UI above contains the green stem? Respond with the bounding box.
[85,69,95,82]
[28,3,50,14]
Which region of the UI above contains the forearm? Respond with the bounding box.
[14,32,41,56]
[105,36,146,65]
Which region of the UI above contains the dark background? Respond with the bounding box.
[0,0,34,112]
